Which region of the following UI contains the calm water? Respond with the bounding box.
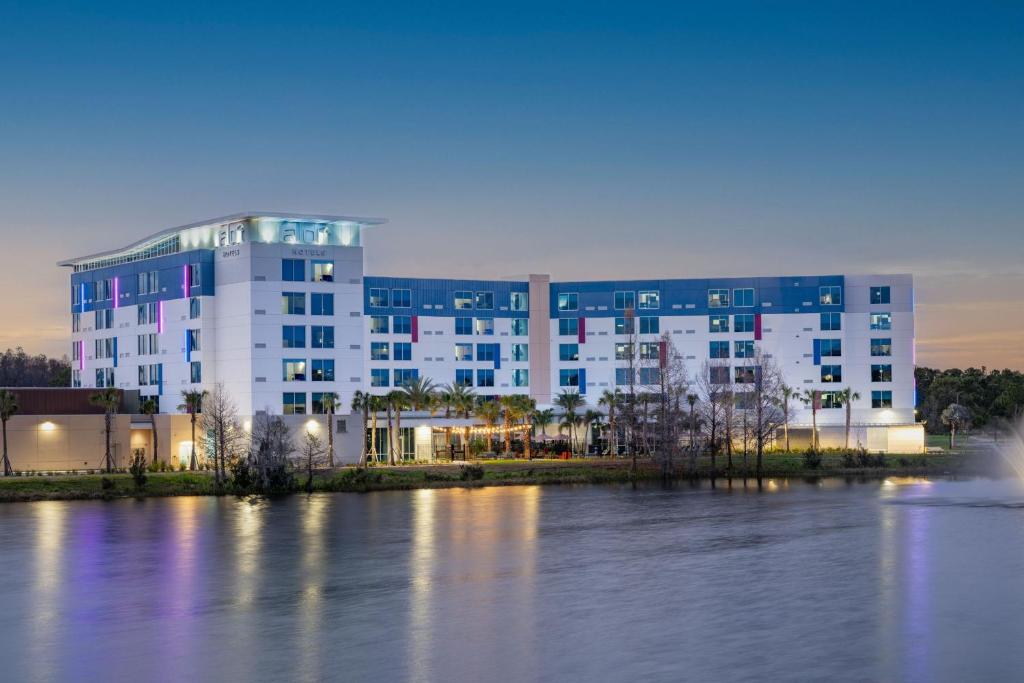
[2,478,1024,682]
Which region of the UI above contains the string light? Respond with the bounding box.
[430,424,532,435]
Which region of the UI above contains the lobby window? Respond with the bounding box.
[614,291,635,310]
[392,289,411,308]
[638,290,660,310]
[709,315,729,333]
[393,315,412,334]
[283,359,307,381]
[820,312,841,331]
[639,342,659,360]
[510,292,529,312]
[640,367,661,385]
[871,338,892,357]
[870,312,892,330]
[394,369,418,387]
[477,344,497,362]
[559,369,580,387]
[475,291,494,310]
[282,292,305,315]
[558,292,578,312]
[283,392,306,415]
[870,286,891,305]
[476,369,495,387]
[708,289,730,308]
[311,326,334,349]
[871,364,893,382]
[455,369,473,387]
[455,317,472,335]
[710,366,730,385]
[871,390,893,409]
[820,339,842,357]
[312,392,338,415]
[190,297,201,319]
[311,293,333,316]
[454,343,473,361]
[734,340,755,358]
[819,286,841,306]
[511,343,528,362]
[371,369,389,387]
[282,325,306,348]
[454,290,473,310]
[311,359,335,382]
[709,341,730,359]
[475,318,494,336]
[190,361,201,384]
[559,318,578,336]
[560,343,579,362]
[512,369,529,387]
[821,364,842,383]
[370,316,389,334]
[615,368,633,386]
[311,260,334,282]
[511,318,528,335]
[734,367,755,384]
[369,288,389,307]
[733,288,755,307]
[615,343,633,360]
[821,391,844,409]
[734,314,755,333]
[282,258,304,282]
[614,316,634,335]
[639,317,659,334]
[371,342,389,361]
[394,342,412,361]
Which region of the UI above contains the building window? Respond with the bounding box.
[138,302,158,325]
[734,340,755,358]
[371,342,389,361]
[510,343,528,362]
[870,286,891,305]
[709,366,730,384]
[394,369,418,387]
[614,291,635,310]
[282,325,305,348]
[282,292,305,315]
[392,289,411,308]
[709,315,729,333]
[476,344,497,362]
[455,317,473,335]
[559,343,579,361]
[708,289,730,308]
[558,318,578,336]
[475,291,494,310]
[311,326,334,349]
[511,318,528,335]
[371,369,389,387]
[393,342,412,361]
[311,293,333,316]
[614,317,634,335]
[188,263,201,289]
[733,288,755,307]
[94,309,113,330]
[311,260,334,282]
[72,370,81,388]
[370,316,389,334]
[821,364,842,383]
[393,315,412,334]
[734,314,755,333]
[558,292,578,312]
[454,343,473,361]
[639,342,659,360]
[871,390,893,408]
[639,317,659,334]
[283,359,307,381]
[734,367,755,384]
[638,290,660,310]
[871,364,893,382]
[871,338,892,357]
[820,312,841,331]
[510,292,528,312]
[190,361,201,384]
[187,329,201,352]
[476,369,495,387]
[312,392,338,415]
[455,369,473,387]
[559,369,580,387]
[615,343,633,361]
[312,359,335,382]
[96,368,115,388]
[138,365,149,386]
[640,367,661,384]
[615,368,633,386]
[475,318,494,336]
[190,297,201,319]
[819,286,841,306]
[369,288,389,307]
[283,392,306,415]
[137,333,159,355]
[454,291,473,310]
[512,369,529,387]
[709,341,730,359]
[282,258,304,282]
[820,339,842,357]
[870,312,892,330]
[821,391,844,409]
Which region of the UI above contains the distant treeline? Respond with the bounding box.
[0,348,70,387]
[916,367,1024,433]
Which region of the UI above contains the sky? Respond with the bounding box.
[0,1,1021,369]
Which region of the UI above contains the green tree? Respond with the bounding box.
[140,398,159,466]
[0,389,18,476]
[799,389,820,452]
[89,388,121,473]
[598,389,621,456]
[839,388,861,450]
[779,384,795,452]
[321,392,340,467]
[178,389,207,470]
[555,390,585,455]
[476,399,502,453]
[350,390,370,466]
[941,403,972,449]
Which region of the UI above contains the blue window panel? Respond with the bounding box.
[455,317,473,335]
[579,368,586,393]
[455,369,473,387]
[393,342,412,361]
[813,339,821,366]
[493,343,501,369]
[476,369,495,387]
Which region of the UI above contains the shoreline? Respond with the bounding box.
[0,453,995,503]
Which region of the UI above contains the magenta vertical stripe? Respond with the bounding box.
[183,264,191,295]
[754,313,762,341]
[578,317,585,344]
[157,300,164,333]
[411,315,418,343]
[113,277,120,308]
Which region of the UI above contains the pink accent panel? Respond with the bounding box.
[183,264,191,295]
[78,341,85,371]
[659,341,667,368]
[578,317,586,344]
[157,301,164,333]
[411,315,419,343]
[754,313,763,341]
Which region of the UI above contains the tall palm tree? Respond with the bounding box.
[598,389,620,456]
[779,384,795,452]
[386,390,409,465]
[515,395,537,459]
[450,385,476,458]
[90,388,121,473]
[476,399,502,453]
[0,389,18,476]
[322,392,340,467]
[140,398,159,467]
[840,387,862,450]
[554,390,585,455]
[533,407,555,454]
[402,376,437,412]
[351,390,370,466]
[799,389,821,452]
[499,395,518,455]
[437,384,457,458]
[178,389,207,470]
[583,409,604,456]
[367,394,386,463]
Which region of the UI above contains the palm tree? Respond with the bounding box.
[437,384,457,458]
[779,384,795,452]
[800,389,821,452]
[476,399,502,453]
[140,398,159,467]
[516,395,537,459]
[386,390,409,465]
[554,390,585,455]
[90,388,121,473]
[0,389,18,476]
[840,388,861,450]
[178,389,207,470]
[533,407,555,455]
[402,376,437,412]
[322,393,340,467]
[367,394,386,463]
[598,389,620,456]
[351,390,370,466]
[450,385,476,458]
[583,409,604,456]
[499,395,518,455]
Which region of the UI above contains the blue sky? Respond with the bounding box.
[1,1,1021,368]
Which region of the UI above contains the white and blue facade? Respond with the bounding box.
[62,213,920,461]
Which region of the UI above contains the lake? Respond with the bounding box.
[2,477,1024,682]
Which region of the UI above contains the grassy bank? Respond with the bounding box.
[0,452,995,502]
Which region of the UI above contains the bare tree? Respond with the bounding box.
[200,383,245,487]
[249,413,295,491]
[651,333,689,478]
[748,351,785,481]
[300,430,326,493]
[697,360,730,478]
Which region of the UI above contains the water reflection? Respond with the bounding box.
[30,501,65,682]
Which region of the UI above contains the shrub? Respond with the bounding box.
[802,449,822,470]
[101,477,115,490]
[129,454,148,489]
[424,470,454,482]
[841,452,857,468]
[460,464,485,481]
